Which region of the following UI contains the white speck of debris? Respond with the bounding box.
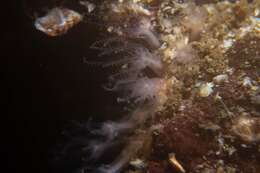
[107,26,114,32]
[130,159,146,169]
[242,76,252,87]
[199,82,214,97]
[239,26,253,38]
[150,124,164,131]
[79,1,96,13]
[132,3,151,16]
[250,16,260,31]
[226,68,234,75]
[217,137,224,146]
[213,74,228,84]
[227,31,235,38]
[222,39,234,49]
[254,8,260,16]
[178,104,186,111]
[241,144,248,148]
[227,146,237,156]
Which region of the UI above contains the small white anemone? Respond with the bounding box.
[131,47,162,73]
[110,77,166,104]
[172,37,198,64]
[182,4,208,38]
[127,18,161,48]
[126,77,166,103]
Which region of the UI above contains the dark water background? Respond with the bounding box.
[8,1,120,173]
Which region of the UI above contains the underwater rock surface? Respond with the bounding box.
[33,0,260,173]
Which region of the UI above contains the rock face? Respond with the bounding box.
[40,0,260,173]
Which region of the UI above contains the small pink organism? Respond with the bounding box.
[182,3,208,39]
[173,38,198,64]
[126,17,161,48]
[34,8,82,36]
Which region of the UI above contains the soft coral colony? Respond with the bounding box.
[55,0,260,173]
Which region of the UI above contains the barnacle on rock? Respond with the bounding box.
[231,115,260,143]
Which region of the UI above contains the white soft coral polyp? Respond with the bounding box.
[126,77,165,103]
